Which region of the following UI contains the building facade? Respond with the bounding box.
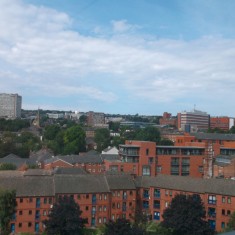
[0,170,235,233]
[177,109,210,132]
[0,93,22,118]
[210,117,235,131]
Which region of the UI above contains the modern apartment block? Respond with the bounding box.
[177,109,210,132]
[0,93,22,118]
[0,170,235,233]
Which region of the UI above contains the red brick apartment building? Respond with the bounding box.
[0,170,235,233]
[104,140,220,178]
[0,170,136,234]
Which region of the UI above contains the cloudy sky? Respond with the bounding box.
[0,0,235,116]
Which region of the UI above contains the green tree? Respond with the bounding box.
[79,115,87,126]
[134,126,161,143]
[94,128,110,152]
[229,126,235,134]
[44,125,61,140]
[225,211,235,231]
[63,125,86,154]
[162,194,214,235]
[0,189,17,235]
[0,163,17,170]
[44,195,87,235]
[104,218,145,235]
[158,139,174,146]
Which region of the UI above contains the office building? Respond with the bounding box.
[177,109,209,132]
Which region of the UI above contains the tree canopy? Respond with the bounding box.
[104,218,145,235]
[0,189,17,235]
[134,126,161,143]
[162,194,214,235]
[44,195,87,235]
[94,128,110,152]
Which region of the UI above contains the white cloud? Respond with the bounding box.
[0,0,234,115]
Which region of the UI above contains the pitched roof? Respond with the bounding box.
[54,167,87,175]
[0,154,30,168]
[106,174,136,190]
[192,133,235,141]
[135,175,235,196]
[0,172,54,196]
[54,175,109,194]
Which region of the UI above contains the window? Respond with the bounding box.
[222,209,225,215]
[208,195,216,205]
[142,166,151,176]
[148,157,153,164]
[29,198,33,203]
[19,211,23,215]
[99,206,102,212]
[129,202,132,207]
[222,197,225,203]
[20,198,23,203]
[228,197,231,204]
[117,203,120,209]
[146,149,149,155]
[99,194,102,200]
[165,190,169,196]
[156,166,162,173]
[112,214,115,220]
[70,195,74,199]
[28,222,32,227]
[154,200,160,209]
[143,200,149,209]
[44,198,47,204]
[130,191,133,196]
[86,194,89,199]
[103,206,107,211]
[103,217,107,223]
[43,210,47,216]
[112,203,115,209]
[169,191,172,197]
[29,210,32,215]
[221,222,225,229]
[98,218,102,224]
[104,194,107,200]
[19,223,22,228]
[198,166,203,173]
[49,198,52,204]
[85,206,89,211]
[227,210,231,215]
[77,195,81,200]
[154,189,160,198]
[154,212,160,220]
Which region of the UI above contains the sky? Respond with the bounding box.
[0,0,235,116]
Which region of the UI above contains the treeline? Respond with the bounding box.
[0,118,30,131]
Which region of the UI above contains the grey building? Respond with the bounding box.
[0,93,22,118]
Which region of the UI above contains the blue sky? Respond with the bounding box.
[0,0,235,116]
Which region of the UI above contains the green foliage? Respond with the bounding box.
[229,126,235,134]
[44,125,61,140]
[111,136,125,148]
[162,194,214,235]
[0,163,17,170]
[109,121,120,132]
[158,139,174,146]
[44,195,87,235]
[104,218,145,235]
[225,211,235,232]
[134,126,161,143]
[94,128,110,152]
[79,115,87,126]
[0,118,30,132]
[0,189,17,235]
[63,125,86,154]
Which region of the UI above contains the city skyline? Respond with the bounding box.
[0,0,235,116]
